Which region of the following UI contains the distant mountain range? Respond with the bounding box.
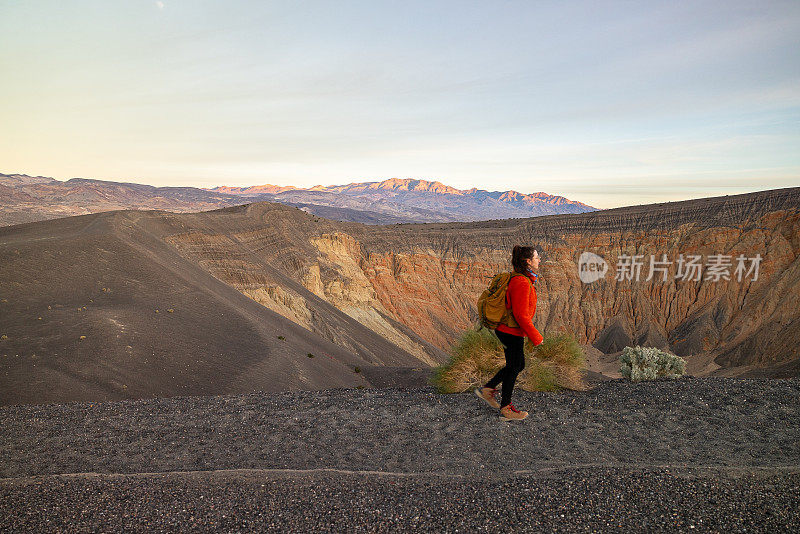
[207,177,597,222]
[0,173,597,227]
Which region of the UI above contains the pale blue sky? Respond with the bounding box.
[1,0,798,208]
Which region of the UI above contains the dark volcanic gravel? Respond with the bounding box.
[2,377,799,532]
[3,468,798,533]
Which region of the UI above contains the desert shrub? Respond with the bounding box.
[432,329,588,393]
[524,332,588,391]
[619,345,686,382]
[432,328,505,393]
[520,357,559,392]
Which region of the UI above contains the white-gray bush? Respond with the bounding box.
[619,345,686,382]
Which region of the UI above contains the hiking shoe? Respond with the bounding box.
[499,404,528,421]
[474,387,500,409]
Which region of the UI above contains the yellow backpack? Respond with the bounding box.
[476,272,528,329]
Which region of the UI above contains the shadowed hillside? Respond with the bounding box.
[0,211,437,406]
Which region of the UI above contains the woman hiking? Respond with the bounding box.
[475,245,544,421]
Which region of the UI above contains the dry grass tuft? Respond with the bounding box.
[520,357,559,392]
[433,329,588,393]
[432,329,505,393]
[526,332,589,391]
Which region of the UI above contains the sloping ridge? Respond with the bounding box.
[363,186,798,232]
[0,210,427,406]
[521,186,800,235]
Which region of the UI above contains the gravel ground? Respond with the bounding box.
[3,468,798,533]
[1,377,799,532]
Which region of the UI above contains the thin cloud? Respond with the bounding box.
[156,1,165,10]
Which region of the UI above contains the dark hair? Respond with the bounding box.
[511,245,535,274]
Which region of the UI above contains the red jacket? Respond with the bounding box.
[496,272,544,345]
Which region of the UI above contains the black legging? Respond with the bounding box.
[485,330,526,408]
